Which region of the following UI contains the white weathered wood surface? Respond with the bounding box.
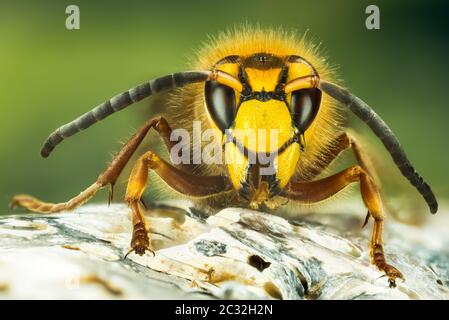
[0,201,448,299]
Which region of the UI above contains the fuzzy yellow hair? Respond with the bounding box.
[166,25,345,183]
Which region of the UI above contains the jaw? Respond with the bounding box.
[224,141,300,206]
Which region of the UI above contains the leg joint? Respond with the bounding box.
[154,116,170,132]
[341,132,353,148]
[346,165,364,182]
[142,151,160,169]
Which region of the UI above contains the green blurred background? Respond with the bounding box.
[1,0,448,214]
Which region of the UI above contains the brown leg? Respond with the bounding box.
[306,131,386,222]
[124,150,232,256]
[283,166,404,287]
[307,132,380,185]
[10,117,174,213]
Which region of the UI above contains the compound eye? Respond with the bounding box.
[290,88,322,133]
[205,81,237,132]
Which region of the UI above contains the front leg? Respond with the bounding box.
[124,150,232,256]
[283,166,404,287]
[10,116,174,213]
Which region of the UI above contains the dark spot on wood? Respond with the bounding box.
[194,240,227,257]
[437,279,443,285]
[248,254,271,271]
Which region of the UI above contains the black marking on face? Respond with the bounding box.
[243,53,285,70]
[211,54,320,105]
[240,89,286,102]
[224,130,300,161]
[275,64,290,93]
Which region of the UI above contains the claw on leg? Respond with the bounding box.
[124,221,154,259]
[124,247,155,260]
[371,243,404,288]
[131,221,152,255]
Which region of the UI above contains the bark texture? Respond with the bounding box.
[0,202,448,299]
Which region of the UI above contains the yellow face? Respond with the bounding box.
[204,53,321,200]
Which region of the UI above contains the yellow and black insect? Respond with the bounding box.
[11,27,438,288]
